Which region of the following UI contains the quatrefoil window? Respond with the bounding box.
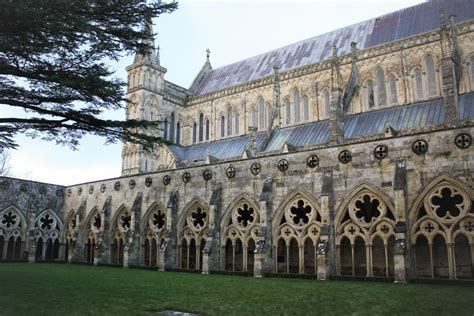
[278,159,289,172]
[431,187,463,218]
[236,204,255,227]
[152,211,165,230]
[145,177,153,187]
[289,200,312,226]
[100,184,106,193]
[203,170,212,181]
[250,163,261,175]
[412,139,428,155]
[455,133,471,149]
[89,186,94,194]
[129,180,136,189]
[191,207,207,229]
[354,195,381,224]
[2,212,17,228]
[182,172,191,183]
[114,181,121,191]
[163,175,171,185]
[40,214,54,230]
[226,166,236,179]
[120,212,132,230]
[307,155,319,168]
[374,145,388,160]
[338,150,352,164]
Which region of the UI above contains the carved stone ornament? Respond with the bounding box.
[374,144,388,160]
[394,238,406,255]
[306,155,319,168]
[114,181,121,191]
[182,172,191,183]
[203,169,212,181]
[277,159,289,172]
[454,133,471,149]
[145,177,153,187]
[163,175,171,185]
[316,240,328,255]
[129,179,136,189]
[412,139,428,155]
[250,163,261,175]
[338,150,352,164]
[226,166,236,179]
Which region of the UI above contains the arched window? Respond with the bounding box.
[220,116,225,138]
[192,122,197,144]
[205,119,210,141]
[388,75,398,105]
[163,118,168,140]
[227,106,233,136]
[322,90,330,119]
[425,55,437,97]
[336,187,396,277]
[111,207,132,266]
[199,113,204,142]
[414,68,424,100]
[179,201,209,270]
[176,122,181,145]
[366,81,374,109]
[170,112,175,143]
[293,89,301,123]
[250,107,257,128]
[285,99,291,125]
[34,210,62,261]
[302,95,309,122]
[258,97,265,130]
[267,103,272,129]
[234,112,240,135]
[143,204,167,267]
[376,68,387,106]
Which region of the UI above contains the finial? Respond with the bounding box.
[156,45,161,65]
[206,48,210,62]
[332,44,338,58]
[439,7,446,28]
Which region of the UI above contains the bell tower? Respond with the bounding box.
[122,21,167,175]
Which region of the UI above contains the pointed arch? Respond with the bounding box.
[227,105,233,136]
[425,54,438,97]
[413,67,424,100]
[375,67,387,106]
[258,96,265,129]
[388,74,398,105]
[284,98,291,125]
[34,209,63,261]
[141,201,167,267]
[110,204,133,265]
[0,206,27,260]
[272,189,322,274]
[170,112,175,143]
[302,94,310,122]
[293,88,301,123]
[176,122,181,145]
[335,183,396,277]
[199,113,204,142]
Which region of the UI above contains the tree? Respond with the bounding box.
[0,148,11,176]
[0,0,177,150]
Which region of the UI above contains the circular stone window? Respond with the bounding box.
[412,139,428,155]
[277,159,289,172]
[306,155,319,168]
[163,175,171,185]
[88,186,94,194]
[338,150,352,164]
[203,169,212,181]
[250,163,261,175]
[374,145,388,160]
[100,184,106,193]
[454,133,471,149]
[145,177,153,187]
[182,172,191,183]
[129,179,136,189]
[114,181,121,191]
[226,166,236,179]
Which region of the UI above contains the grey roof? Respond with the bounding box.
[170,92,474,163]
[192,0,474,96]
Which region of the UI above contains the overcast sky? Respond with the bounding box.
[5,0,425,185]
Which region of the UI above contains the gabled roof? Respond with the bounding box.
[191,0,474,96]
[169,92,474,163]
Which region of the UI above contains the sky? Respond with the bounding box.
[4,0,425,185]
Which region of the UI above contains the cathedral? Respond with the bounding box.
[0,0,473,282]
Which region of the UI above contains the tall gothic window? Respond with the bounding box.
[205,119,210,141]
[414,68,424,100]
[250,107,257,128]
[234,112,240,135]
[199,113,204,142]
[322,90,330,119]
[366,81,375,109]
[302,95,309,122]
[170,112,175,143]
[388,75,398,105]
[227,106,233,136]
[425,55,437,97]
[176,122,181,145]
[220,116,225,138]
[293,89,301,123]
[258,97,265,130]
[192,122,197,144]
[285,99,291,125]
[163,118,168,140]
[179,201,209,270]
[376,68,387,106]
[267,103,272,129]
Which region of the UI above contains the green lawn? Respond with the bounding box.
[0,264,473,316]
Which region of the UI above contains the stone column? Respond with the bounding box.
[393,190,407,283]
[317,195,330,280]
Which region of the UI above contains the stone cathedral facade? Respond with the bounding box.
[1,0,473,282]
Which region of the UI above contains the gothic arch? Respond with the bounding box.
[141,202,167,267]
[335,184,396,277]
[0,205,27,260]
[34,209,63,261]
[409,175,473,279]
[221,194,261,272]
[177,197,209,270]
[84,206,102,263]
[62,209,78,261]
[110,204,133,265]
[272,189,322,274]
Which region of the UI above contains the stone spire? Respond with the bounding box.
[133,18,159,65]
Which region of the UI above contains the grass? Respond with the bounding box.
[0,264,473,316]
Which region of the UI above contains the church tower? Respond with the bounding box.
[122,21,167,175]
